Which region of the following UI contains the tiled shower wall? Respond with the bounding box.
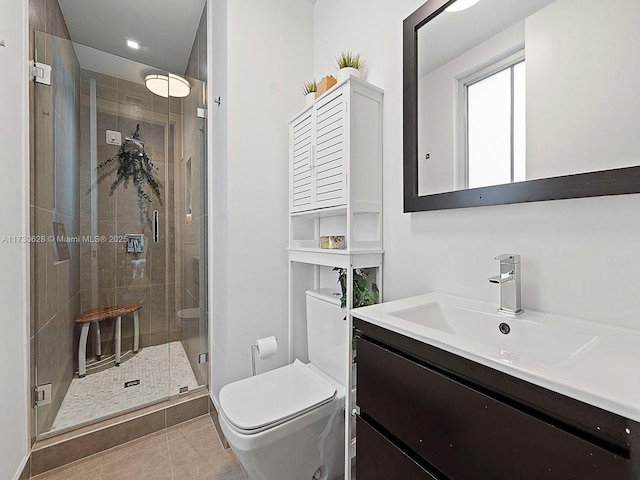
[29,0,81,435]
[78,70,180,358]
[179,5,208,386]
[28,0,208,439]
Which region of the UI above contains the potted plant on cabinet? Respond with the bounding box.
[303,80,317,106]
[336,51,365,82]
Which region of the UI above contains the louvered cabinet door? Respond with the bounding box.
[290,111,314,213]
[314,90,347,209]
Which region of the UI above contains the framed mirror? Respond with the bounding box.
[403,0,640,212]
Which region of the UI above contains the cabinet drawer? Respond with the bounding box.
[357,338,631,480]
[357,416,438,480]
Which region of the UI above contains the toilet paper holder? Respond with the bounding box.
[251,336,278,376]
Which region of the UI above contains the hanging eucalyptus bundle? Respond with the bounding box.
[96,124,162,205]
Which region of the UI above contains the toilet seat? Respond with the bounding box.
[219,359,337,434]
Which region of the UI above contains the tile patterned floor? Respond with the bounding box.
[51,342,201,432]
[33,415,246,480]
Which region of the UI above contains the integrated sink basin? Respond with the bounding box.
[352,292,601,368]
[351,291,640,423]
[386,299,600,366]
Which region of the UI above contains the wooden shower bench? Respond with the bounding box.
[76,304,142,378]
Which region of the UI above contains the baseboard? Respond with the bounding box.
[208,394,229,449]
[12,453,30,480]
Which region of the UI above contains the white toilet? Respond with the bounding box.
[218,289,346,480]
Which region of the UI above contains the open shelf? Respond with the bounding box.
[288,248,383,269]
[290,211,381,251]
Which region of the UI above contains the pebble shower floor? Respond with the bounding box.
[51,341,200,432]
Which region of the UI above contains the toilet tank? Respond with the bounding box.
[306,289,347,386]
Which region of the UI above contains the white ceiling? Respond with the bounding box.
[418,0,556,77]
[58,0,206,75]
[73,43,154,86]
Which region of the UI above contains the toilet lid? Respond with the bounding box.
[219,360,337,433]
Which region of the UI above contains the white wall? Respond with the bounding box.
[314,0,640,330]
[0,0,31,478]
[209,0,229,405]
[526,0,640,179]
[210,0,314,401]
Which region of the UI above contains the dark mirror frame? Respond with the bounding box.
[403,0,640,212]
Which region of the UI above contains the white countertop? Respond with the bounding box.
[351,292,640,422]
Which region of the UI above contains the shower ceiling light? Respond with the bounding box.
[126,39,140,50]
[144,73,191,98]
[445,0,481,12]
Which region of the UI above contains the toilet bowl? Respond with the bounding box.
[219,289,347,480]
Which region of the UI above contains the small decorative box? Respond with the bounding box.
[315,76,337,98]
[320,235,345,249]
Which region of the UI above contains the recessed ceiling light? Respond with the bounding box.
[127,39,140,50]
[445,0,481,12]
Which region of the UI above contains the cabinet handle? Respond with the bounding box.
[308,144,316,169]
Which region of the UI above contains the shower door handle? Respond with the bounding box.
[152,210,159,242]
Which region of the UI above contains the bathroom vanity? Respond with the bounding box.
[352,294,640,479]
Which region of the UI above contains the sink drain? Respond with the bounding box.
[498,322,511,335]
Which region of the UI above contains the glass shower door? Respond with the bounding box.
[174,74,209,391]
[32,30,208,438]
[31,29,83,438]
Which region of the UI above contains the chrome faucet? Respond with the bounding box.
[489,254,523,317]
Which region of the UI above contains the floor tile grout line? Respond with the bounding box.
[167,427,176,480]
[99,429,169,470]
[98,429,171,479]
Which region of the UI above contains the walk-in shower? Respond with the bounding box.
[30,1,209,438]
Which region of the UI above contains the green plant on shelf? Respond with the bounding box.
[334,267,378,359]
[333,267,379,309]
[303,80,317,96]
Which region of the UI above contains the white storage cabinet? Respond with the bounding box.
[287,77,384,480]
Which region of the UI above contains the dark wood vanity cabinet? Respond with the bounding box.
[357,415,438,480]
[354,319,640,480]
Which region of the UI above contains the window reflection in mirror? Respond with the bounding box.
[466,59,525,189]
[416,0,640,197]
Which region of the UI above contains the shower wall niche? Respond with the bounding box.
[31,2,209,438]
